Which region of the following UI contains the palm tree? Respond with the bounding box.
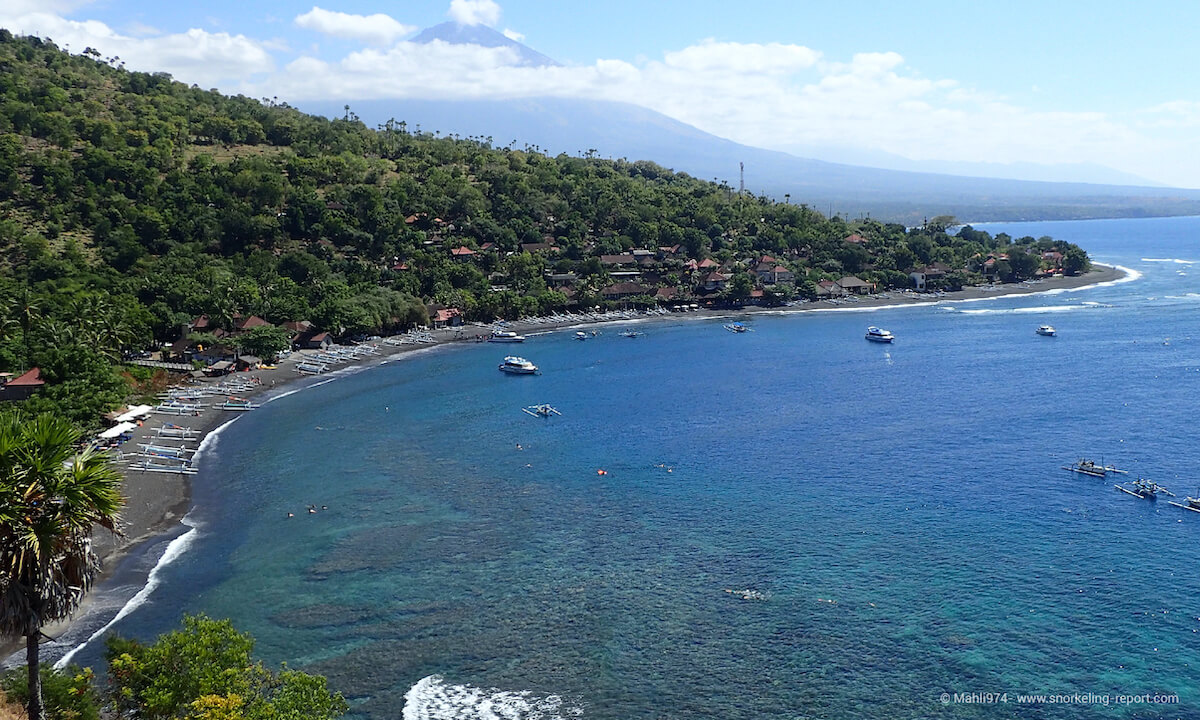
[0,413,124,720]
[10,290,43,366]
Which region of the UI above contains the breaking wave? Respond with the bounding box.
[403,675,583,720]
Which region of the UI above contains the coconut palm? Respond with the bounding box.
[0,413,124,720]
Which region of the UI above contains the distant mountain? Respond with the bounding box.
[774,144,1164,187]
[412,22,559,67]
[304,96,1200,223]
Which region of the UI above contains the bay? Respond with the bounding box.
[69,216,1200,718]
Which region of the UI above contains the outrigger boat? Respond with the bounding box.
[521,404,562,418]
[1114,478,1174,500]
[724,322,749,333]
[155,423,199,439]
[1063,459,1128,477]
[619,330,643,338]
[1167,496,1200,513]
[219,397,260,411]
[137,443,195,458]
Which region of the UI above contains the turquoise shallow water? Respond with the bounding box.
[51,217,1200,718]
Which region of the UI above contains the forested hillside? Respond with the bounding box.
[0,31,1088,425]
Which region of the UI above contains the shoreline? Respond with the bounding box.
[21,263,1127,663]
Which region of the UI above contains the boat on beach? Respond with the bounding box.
[865,326,894,343]
[488,330,526,343]
[1115,478,1174,500]
[1036,325,1057,336]
[219,396,260,411]
[499,356,539,374]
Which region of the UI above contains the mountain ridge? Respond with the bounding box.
[305,96,1200,223]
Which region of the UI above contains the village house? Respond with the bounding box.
[702,272,730,292]
[600,254,637,267]
[0,368,44,402]
[601,281,651,301]
[232,315,272,332]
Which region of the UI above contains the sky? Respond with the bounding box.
[4,0,1200,188]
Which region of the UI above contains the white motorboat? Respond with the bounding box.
[865,326,894,343]
[488,330,526,343]
[498,356,539,374]
[1036,325,1056,336]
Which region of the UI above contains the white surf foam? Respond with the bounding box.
[54,514,202,669]
[1141,258,1196,264]
[957,303,1113,316]
[403,675,583,720]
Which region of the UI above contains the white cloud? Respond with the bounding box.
[246,36,1200,186]
[502,28,524,42]
[0,12,274,88]
[448,0,501,27]
[294,6,415,46]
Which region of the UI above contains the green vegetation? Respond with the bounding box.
[105,615,347,720]
[0,665,99,720]
[0,413,124,720]
[0,616,346,720]
[0,31,1091,424]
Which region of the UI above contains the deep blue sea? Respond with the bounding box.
[47,217,1200,718]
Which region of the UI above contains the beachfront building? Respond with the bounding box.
[296,331,334,350]
[836,276,875,295]
[429,307,464,329]
[910,266,948,290]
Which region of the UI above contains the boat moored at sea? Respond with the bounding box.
[1168,496,1200,513]
[865,326,894,343]
[499,356,539,374]
[1036,325,1057,336]
[724,322,749,333]
[489,330,526,343]
[1063,458,1128,477]
[522,403,561,417]
[1115,478,1174,500]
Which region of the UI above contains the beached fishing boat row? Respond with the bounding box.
[1064,458,1200,514]
[293,343,381,374]
[382,329,436,346]
[103,420,202,475]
